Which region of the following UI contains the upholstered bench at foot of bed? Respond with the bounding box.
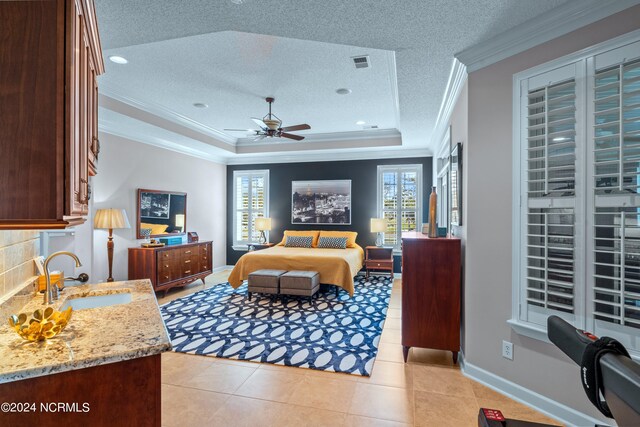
[247,269,287,301]
[280,270,320,301]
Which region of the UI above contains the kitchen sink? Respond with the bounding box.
[60,292,132,311]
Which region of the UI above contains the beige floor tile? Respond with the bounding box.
[287,375,358,413]
[213,395,286,427]
[304,366,362,382]
[210,355,264,369]
[407,347,458,368]
[414,389,479,427]
[235,368,306,403]
[413,364,474,397]
[376,342,406,363]
[181,361,256,393]
[380,328,402,345]
[476,398,563,426]
[359,360,412,389]
[345,415,411,427]
[161,351,216,386]
[470,380,512,402]
[161,384,229,427]
[278,404,347,427]
[383,316,401,330]
[386,308,402,319]
[348,383,414,424]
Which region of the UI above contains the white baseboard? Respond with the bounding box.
[461,358,608,427]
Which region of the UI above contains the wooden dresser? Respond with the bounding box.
[128,241,213,294]
[401,232,461,363]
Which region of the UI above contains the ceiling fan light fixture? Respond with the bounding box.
[336,88,352,95]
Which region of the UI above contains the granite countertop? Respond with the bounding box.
[0,279,171,383]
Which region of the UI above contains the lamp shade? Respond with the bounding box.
[370,218,387,233]
[255,217,272,231]
[175,214,185,228]
[94,208,131,230]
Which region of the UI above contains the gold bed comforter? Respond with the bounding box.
[227,245,365,296]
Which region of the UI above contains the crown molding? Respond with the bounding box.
[431,58,467,157]
[227,147,431,165]
[99,83,238,146]
[455,0,640,72]
[98,124,227,164]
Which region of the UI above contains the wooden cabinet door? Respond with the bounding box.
[67,0,85,216]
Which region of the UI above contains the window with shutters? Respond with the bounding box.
[512,34,640,355]
[377,165,422,251]
[233,170,269,248]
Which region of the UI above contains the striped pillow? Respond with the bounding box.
[284,235,314,248]
[317,236,348,249]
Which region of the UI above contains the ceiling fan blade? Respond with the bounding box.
[280,132,305,141]
[251,118,269,131]
[280,124,310,133]
[253,134,267,141]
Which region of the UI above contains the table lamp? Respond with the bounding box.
[255,217,272,244]
[94,208,131,282]
[175,214,185,232]
[370,218,387,247]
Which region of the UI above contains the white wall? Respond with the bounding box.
[91,133,227,282]
[464,5,640,424]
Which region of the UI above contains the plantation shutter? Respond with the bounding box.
[520,64,581,326]
[234,170,269,245]
[590,42,640,349]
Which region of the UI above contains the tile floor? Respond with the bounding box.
[157,270,563,427]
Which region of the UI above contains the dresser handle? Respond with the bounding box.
[164,275,169,279]
[164,264,169,268]
[184,270,191,274]
[185,259,191,264]
[185,250,192,254]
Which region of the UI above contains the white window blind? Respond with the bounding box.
[590,55,640,344]
[521,69,579,326]
[377,165,422,250]
[233,170,269,247]
[514,35,640,354]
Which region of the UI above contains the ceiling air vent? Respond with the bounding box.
[352,55,370,69]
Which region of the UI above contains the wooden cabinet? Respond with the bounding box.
[0,0,104,229]
[401,232,461,363]
[128,242,214,295]
[365,246,394,279]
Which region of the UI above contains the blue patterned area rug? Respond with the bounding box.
[160,275,392,376]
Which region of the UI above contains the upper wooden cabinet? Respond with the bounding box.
[0,0,104,229]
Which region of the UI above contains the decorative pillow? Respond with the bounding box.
[284,235,314,248]
[140,222,169,235]
[318,231,358,248]
[278,230,320,247]
[317,236,348,249]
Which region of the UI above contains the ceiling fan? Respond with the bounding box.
[225,97,310,141]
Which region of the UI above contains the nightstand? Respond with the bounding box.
[248,242,275,251]
[365,246,394,279]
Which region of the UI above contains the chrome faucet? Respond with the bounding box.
[43,251,82,305]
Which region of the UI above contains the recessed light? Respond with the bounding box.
[356,120,366,125]
[193,103,208,108]
[108,55,128,64]
[230,0,244,4]
[336,88,352,95]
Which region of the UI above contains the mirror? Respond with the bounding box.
[136,189,187,239]
[450,142,463,226]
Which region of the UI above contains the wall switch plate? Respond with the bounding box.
[502,341,514,360]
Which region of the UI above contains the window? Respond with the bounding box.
[233,170,269,248]
[513,34,640,355]
[377,165,422,250]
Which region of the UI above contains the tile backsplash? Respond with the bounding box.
[0,231,40,301]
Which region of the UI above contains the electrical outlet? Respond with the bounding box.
[502,341,514,360]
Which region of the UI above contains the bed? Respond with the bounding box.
[227,245,365,296]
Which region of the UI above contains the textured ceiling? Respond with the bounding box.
[95,0,573,156]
